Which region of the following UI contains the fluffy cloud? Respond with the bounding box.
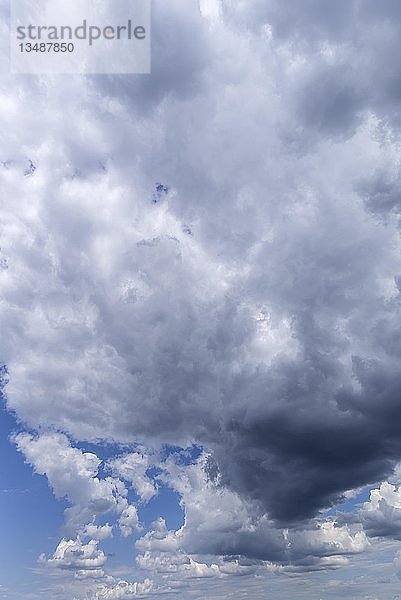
[91,578,156,599]
[119,505,142,538]
[40,538,106,572]
[15,432,131,536]
[3,0,401,593]
[81,524,114,541]
[108,453,157,503]
[110,452,371,592]
[136,517,180,555]
[359,481,401,539]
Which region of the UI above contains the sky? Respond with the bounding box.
[3,0,401,598]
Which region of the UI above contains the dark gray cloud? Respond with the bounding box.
[214,362,398,522]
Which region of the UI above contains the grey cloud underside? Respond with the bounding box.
[3,0,401,535]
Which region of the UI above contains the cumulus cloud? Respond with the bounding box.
[40,538,106,572]
[359,480,401,539]
[4,0,401,594]
[14,431,146,554]
[119,505,142,538]
[108,453,157,503]
[91,578,156,599]
[81,524,114,541]
[144,454,370,570]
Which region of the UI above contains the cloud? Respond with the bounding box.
[3,1,401,591]
[148,454,369,568]
[394,549,401,579]
[81,524,114,541]
[91,578,156,599]
[15,432,137,540]
[359,480,401,540]
[108,452,157,503]
[40,538,107,572]
[119,505,142,538]
[223,0,401,135]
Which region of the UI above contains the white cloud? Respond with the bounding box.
[360,481,401,539]
[200,0,220,20]
[137,549,258,580]
[40,538,106,572]
[15,432,131,536]
[108,453,157,503]
[119,505,142,538]
[91,578,156,599]
[81,524,114,541]
[136,518,181,555]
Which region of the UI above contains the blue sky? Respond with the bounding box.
[4,0,401,599]
[0,406,66,593]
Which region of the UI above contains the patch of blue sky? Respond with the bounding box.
[160,443,203,465]
[139,485,184,531]
[0,403,68,589]
[323,486,372,518]
[75,439,139,462]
